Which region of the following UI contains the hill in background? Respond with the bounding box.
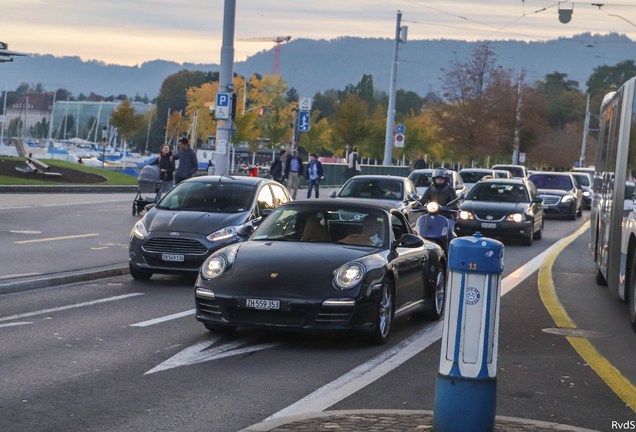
[2,32,633,98]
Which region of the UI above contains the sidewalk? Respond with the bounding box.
[239,410,599,432]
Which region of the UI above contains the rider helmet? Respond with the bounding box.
[431,168,450,189]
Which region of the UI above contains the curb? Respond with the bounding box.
[0,185,138,193]
[238,410,600,432]
[0,264,130,295]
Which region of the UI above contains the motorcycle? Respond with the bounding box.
[414,195,462,257]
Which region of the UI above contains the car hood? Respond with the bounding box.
[461,200,530,213]
[227,241,379,298]
[144,209,248,234]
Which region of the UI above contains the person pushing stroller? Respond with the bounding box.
[150,144,175,201]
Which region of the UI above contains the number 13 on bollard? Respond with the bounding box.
[433,232,504,432]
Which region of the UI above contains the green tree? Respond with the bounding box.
[331,93,369,156]
[313,90,338,121]
[110,100,142,143]
[587,60,636,96]
[536,72,585,129]
[300,110,332,154]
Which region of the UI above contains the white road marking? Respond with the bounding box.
[14,233,100,244]
[0,293,144,323]
[145,336,281,374]
[0,322,32,328]
[267,233,583,421]
[0,199,131,211]
[131,309,196,327]
[9,230,41,234]
[0,272,42,280]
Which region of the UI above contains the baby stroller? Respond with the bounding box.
[132,165,162,215]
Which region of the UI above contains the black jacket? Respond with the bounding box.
[150,152,175,182]
[413,159,428,170]
[270,157,285,181]
[421,183,457,206]
[285,156,304,177]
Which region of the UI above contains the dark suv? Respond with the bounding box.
[529,172,582,220]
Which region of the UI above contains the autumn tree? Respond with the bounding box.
[331,93,369,156]
[299,110,332,154]
[110,100,143,147]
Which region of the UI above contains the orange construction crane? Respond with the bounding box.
[236,36,291,76]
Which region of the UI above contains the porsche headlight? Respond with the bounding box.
[201,255,227,280]
[506,213,524,223]
[583,191,591,197]
[133,220,148,239]
[426,202,440,213]
[206,226,240,242]
[561,194,574,203]
[459,211,473,220]
[334,263,365,289]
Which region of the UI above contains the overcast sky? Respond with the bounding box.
[3,0,636,65]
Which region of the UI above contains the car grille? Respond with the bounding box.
[226,308,305,326]
[196,298,222,318]
[143,238,208,255]
[474,212,506,221]
[541,195,561,206]
[315,305,354,326]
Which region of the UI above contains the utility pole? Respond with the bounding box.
[144,105,153,154]
[214,0,237,177]
[383,11,407,166]
[512,72,522,165]
[46,91,56,147]
[580,93,591,167]
[2,81,7,143]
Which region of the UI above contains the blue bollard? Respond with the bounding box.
[433,232,504,432]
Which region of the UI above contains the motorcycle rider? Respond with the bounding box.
[420,168,457,207]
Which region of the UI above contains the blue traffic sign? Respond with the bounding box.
[216,93,231,120]
[395,124,406,134]
[298,111,310,132]
[216,93,230,107]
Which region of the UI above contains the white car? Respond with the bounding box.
[408,169,467,197]
[458,169,498,194]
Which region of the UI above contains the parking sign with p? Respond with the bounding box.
[216,93,231,120]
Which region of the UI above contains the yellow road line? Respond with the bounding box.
[14,233,100,244]
[538,220,636,412]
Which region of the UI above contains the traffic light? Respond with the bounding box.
[231,93,238,120]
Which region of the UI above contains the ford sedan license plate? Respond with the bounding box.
[481,223,497,229]
[246,299,280,310]
[162,254,185,262]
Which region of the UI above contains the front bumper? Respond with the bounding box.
[455,219,532,238]
[543,202,576,218]
[129,233,239,275]
[194,287,379,331]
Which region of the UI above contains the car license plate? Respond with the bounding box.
[246,299,280,310]
[162,254,185,262]
[481,223,497,229]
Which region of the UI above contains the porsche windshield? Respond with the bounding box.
[253,207,387,247]
[157,181,256,212]
[468,183,530,203]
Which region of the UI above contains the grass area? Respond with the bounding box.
[0,156,138,185]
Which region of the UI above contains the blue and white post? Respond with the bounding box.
[433,232,504,432]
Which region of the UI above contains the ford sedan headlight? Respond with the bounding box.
[561,194,574,203]
[506,213,524,223]
[459,211,473,220]
[201,255,227,280]
[426,202,440,213]
[207,226,240,242]
[133,220,148,239]
[334,263,365,289]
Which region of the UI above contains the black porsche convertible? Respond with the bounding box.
[194,199,447,344]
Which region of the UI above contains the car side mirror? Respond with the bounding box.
[329,191,337,198]
[407,193,419,202]
[398,233,424,248]
[237,225,254,239]
[455,185,463,191]
[262,208,273,218]
[533,196,543,203]
[145,204,155,212]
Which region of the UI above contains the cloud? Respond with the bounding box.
[2,0,635,65]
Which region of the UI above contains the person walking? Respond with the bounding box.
[150,143,175,201]
[270,149,287,184]
[346,146,361,179]
[306,153,324,199]
[173,137,198,184]
[413,155,428,170]
[285,149,304,200]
